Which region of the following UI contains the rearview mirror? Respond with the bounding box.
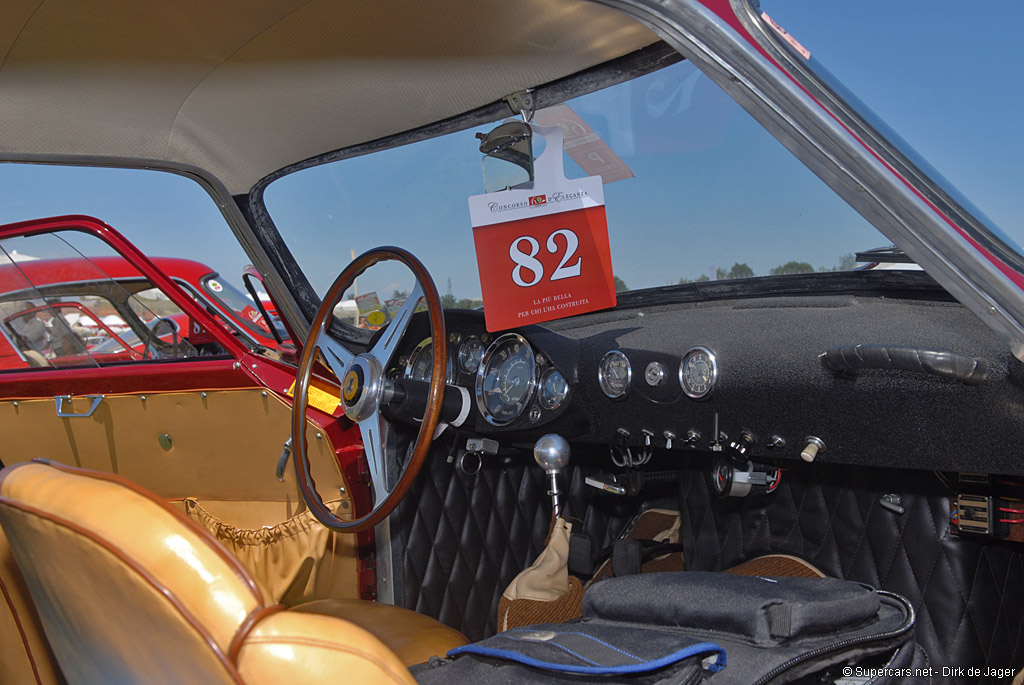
[477,121,533,192]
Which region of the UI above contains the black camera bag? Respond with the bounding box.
[412,572,928,684]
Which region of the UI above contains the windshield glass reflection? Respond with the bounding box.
[265,59,890,311]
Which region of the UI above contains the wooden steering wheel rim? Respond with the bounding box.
[290,246,445,532]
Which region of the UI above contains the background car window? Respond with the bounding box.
[198,275,279,338]
[128,286,187,321]
[0,230,198,371]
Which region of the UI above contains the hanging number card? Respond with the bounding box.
[469,124,616,332]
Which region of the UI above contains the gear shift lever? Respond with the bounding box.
[534,434,570,518]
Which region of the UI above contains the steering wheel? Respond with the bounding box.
[290,247,445,532]
[142,317,181,360]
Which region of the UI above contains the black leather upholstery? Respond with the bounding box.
[392,453,635,641]
[678,456,1024,676]
[392,440,1024,677]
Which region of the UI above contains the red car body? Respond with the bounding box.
[0,245,288,371]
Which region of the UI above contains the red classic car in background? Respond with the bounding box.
[0,219,293,370]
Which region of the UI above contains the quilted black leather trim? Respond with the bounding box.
[392,452,635,641]
[678,456,1024,676]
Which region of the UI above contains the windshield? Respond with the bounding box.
[265,58,889,311]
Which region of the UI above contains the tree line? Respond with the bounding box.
[386,253,857,304]
[672,253,856,286]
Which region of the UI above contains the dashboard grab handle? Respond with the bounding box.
[821,344,989,385]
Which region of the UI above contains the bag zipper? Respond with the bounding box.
[753,592,916,685]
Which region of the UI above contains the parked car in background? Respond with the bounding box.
[0,227,294,371]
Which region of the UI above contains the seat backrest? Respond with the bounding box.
[0,460,414,685]
[0,527,62,685]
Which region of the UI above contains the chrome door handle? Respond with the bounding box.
[54,395,105,418]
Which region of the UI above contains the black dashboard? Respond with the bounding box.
[387,271,1024,476]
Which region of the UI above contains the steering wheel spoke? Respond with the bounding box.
[371,281,424,367]
[357,410,392,513]
[314,328,356,379]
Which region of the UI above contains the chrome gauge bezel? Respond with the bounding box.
[644,361,665,387]
[404,337,452,383]
[539,367,569,410]
[598,350,632,399]
[679,346,718,400]
[475,333,537,426]
[458,336,485,374]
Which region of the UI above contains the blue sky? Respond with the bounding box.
[762,0,1024,239]
[1,1,1021,301]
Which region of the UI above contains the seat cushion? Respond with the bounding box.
[237,610,416,685]
[291,598,468,666]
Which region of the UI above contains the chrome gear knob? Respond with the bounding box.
[534,434,570,518]
[534,433,571,473]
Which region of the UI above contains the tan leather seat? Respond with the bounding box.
[0,460,467,684]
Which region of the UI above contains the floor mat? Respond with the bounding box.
[587,509,827,585]
[724,553,826,578]
[588,508,683,586]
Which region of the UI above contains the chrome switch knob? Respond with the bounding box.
[801,436,826,463]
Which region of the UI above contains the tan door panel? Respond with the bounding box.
[0,389,349,504]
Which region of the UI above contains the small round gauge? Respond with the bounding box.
[404,338,452,383]
[679,346,718,399]
[645,361,665,387]
[458,337,485,374]
[475,333,537,425]
[598,350,631,399]
[539,368,569,410]
[711,458,733,496]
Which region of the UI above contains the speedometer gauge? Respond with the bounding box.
[598,350,631,399]
[475,333,536,426]
[679,346,717,399]
[404,338,452,383]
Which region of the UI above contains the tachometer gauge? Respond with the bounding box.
[404,338,452,383]
[539,368,569,410]
[458,337,485,374]
[598,350,631,399]
[475,333,536,425]
[679,346,717,399]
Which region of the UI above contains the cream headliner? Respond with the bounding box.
[0,0,656,194]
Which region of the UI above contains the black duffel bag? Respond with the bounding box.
[413,572,929,684]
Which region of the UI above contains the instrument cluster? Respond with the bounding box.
[397,320,719,432]
[597,345,719,400]
[399,328,570,428]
